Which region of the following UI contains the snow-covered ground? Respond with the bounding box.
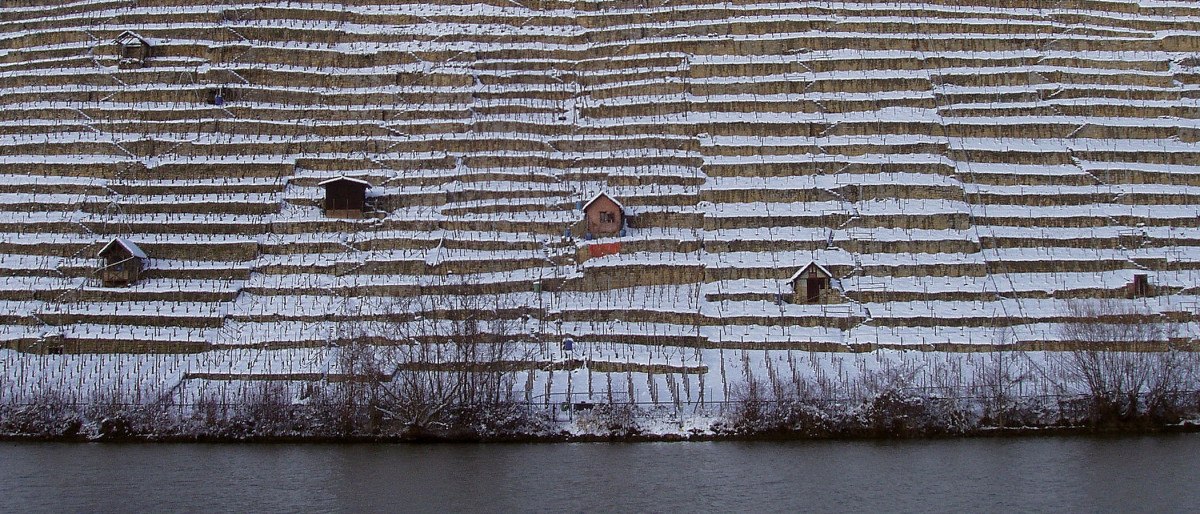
[1,0,1199,413]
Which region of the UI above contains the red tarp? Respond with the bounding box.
[588,242,621,259]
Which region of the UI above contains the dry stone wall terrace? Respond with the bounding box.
[1,0,1199,405]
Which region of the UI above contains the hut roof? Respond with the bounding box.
[787,262,833,283]
[114,30,160,46]
[582,192,623,212]
[317,176,373,188]
[97,238,147,259]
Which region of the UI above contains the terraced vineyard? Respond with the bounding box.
[1,0,1198,406]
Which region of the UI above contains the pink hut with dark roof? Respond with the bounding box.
[582,192,624,238]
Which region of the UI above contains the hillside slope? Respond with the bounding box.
[1,0,1198,405]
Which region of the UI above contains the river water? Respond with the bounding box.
[2,435,1198,513]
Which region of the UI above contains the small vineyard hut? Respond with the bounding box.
[114,31,154,67]
[98,238,147,287]
[582,192,624,237]
[788,262,834,304]
[319,176,372,219]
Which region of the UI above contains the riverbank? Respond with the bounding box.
[4,399,1199,444]
[8,424,1200,444]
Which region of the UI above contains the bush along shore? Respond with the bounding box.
[3,382,1200,443]
[6,302,1200,443]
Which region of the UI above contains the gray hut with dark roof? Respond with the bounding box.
[114,31,155,68]
[97,238,147,287]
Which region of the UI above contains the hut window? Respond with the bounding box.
[599,211,616,223]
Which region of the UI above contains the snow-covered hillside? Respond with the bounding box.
[1,0,1198,406]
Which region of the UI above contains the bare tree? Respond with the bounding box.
[368,292,533,436]
[971,331,1033,427]
[1056,300,1189,423]
[317,334,388,436]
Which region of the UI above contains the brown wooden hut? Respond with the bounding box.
[97,238,147,287]
[582,192,624,238]
[114,31,155,68]
[319,176,372,218]
[788,262,835,304]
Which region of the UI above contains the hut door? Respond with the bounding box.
[806,277,823,303]
[1132,274,1149,297]
[121,41,146,61]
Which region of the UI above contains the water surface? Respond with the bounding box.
[2,435,1197,512]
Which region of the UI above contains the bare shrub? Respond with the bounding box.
[456,401,555,440]
[1056,300,1190,425]
[225,382,295,438]
[717,376,833,436]
[82,389,172,440]
[181,394,235,437]
[846,363,973,436]
[308,338,388,436]
[576,403,643,438]
[350,293,538,438]
[0,390,81,437]
[970,344,1037,427]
